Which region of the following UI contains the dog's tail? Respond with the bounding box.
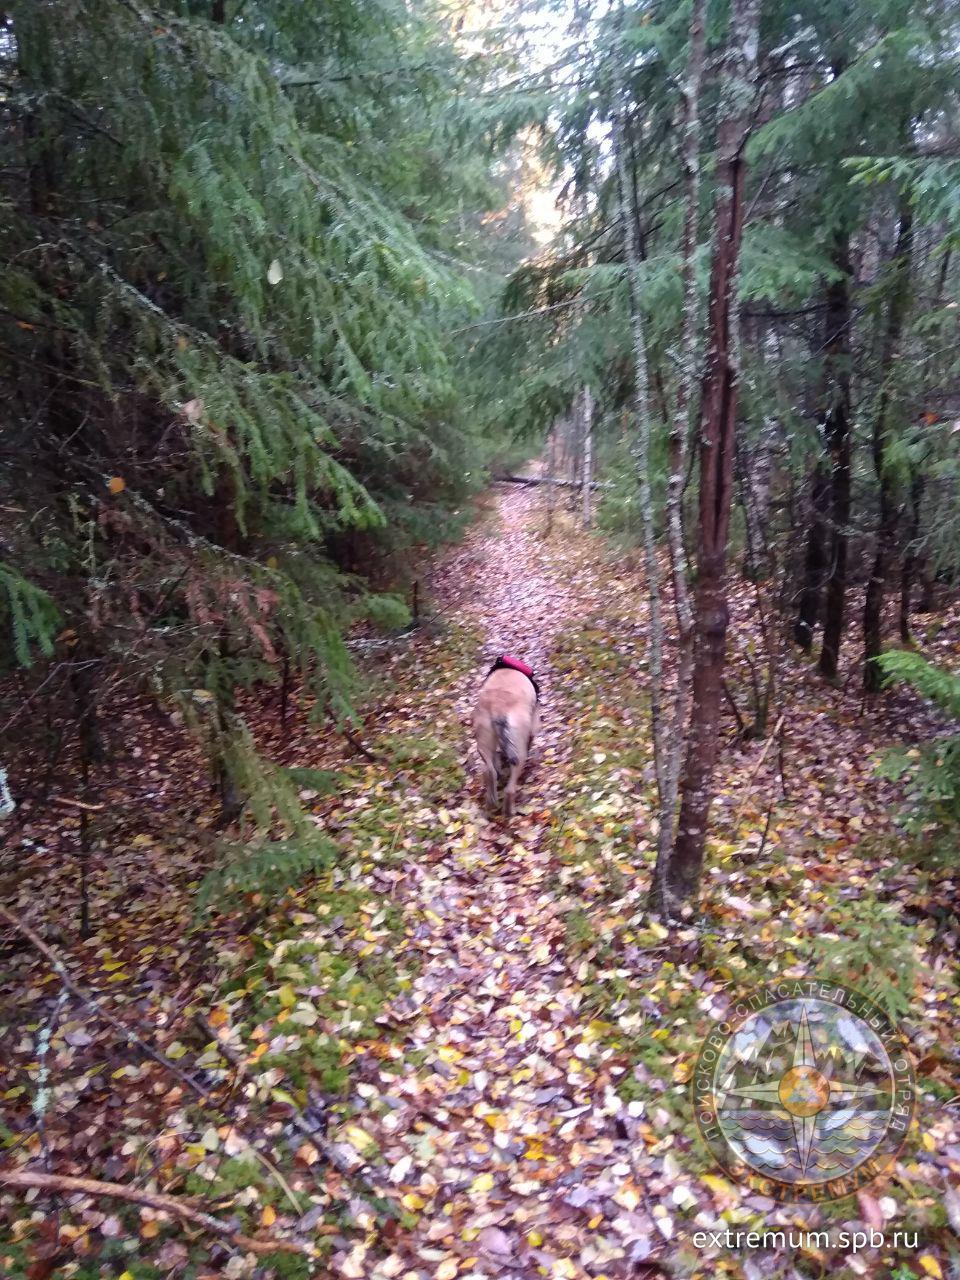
[492,715,518,773]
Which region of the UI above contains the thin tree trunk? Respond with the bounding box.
[864,199,914,692]
[581,386,595,529]
[899,469,923,644]
[649,0,704,916]
[817,222,853,680]
[794,463,829,650]
[736,433,779,738]
[668,0,760,913]
[918,563,936,613]
[613,49,669,832]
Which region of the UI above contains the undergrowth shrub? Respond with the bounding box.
[877,650,960,848]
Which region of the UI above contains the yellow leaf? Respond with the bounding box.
[672,1058,692,1084]
[140,1219,160,1239]
[437,1045,463,1064]
[261,1204,276,1227]
[701,1173,737,1205]
[402,1192,425,1211]
[919,1257,943,1280]
[922,1131,936,1152]
[107,476,126,494]
[470,1172,494,1195]
[344,1124,375,1153]
[278,983,297,1008]
[435,1260,459,1280]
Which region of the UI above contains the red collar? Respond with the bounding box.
[500,654,533,678]
[488,654,539,700]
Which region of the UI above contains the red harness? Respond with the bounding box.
[487,654,539,700]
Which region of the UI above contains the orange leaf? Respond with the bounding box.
[107,476,126,495]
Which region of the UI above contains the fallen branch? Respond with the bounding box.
[0,911,385,1214]
[52,796,106,813]
[494,473,609,490]
[0,903,214,1100]
[344,620,422,651]
[0,1169,311,1257]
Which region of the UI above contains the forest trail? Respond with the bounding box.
[338,482,666,1279]
[4,479,958,1280]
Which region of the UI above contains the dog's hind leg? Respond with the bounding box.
[483,759,498,808]
[503,759,523,819]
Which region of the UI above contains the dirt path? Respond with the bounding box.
[335,485,667,1280]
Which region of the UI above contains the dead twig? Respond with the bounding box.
[0,903,214,1101]
[52,796,106,813]
[730,713,786,832]
[722,678,747,736]
[336,722,379,762]
[0,1169,312,1256]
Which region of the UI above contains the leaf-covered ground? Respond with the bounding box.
[2,482,959,1279]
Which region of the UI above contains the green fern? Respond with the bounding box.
[877,651,960,839]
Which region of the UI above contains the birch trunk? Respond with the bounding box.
[613,32,669,831]
[649,0,704,916]
[817,224,853,681]
[668,0,760,912]
[581,385,594,529]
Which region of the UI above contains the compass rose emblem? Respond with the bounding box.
[692,981,914,1201]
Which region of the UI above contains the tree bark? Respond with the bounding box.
[817,224,853,680]
[794,463,829,650]
[613,44,669,840]
[899,468,923,644]
[667,0,760,912]
[649,0,704,916]
[864,199,914,692]
[581,386,595,529]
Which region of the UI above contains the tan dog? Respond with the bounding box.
[473,655,539,817]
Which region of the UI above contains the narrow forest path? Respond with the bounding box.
[4,480,957,1280]
[333,484,672,1280]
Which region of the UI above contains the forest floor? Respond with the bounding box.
[2,481,960,1280]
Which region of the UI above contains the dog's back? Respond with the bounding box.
[473,667,538,817]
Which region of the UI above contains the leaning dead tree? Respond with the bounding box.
[495,473,608,489]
